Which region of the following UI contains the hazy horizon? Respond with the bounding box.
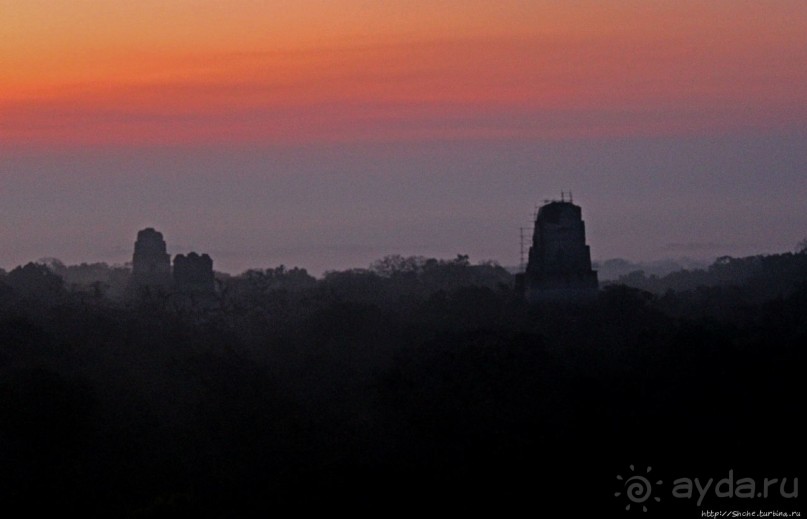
[3,132,805,276]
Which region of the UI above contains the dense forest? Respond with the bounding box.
[1,251,804,516]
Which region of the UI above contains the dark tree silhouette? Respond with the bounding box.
[0,251,803,516]
[5,262,65,299]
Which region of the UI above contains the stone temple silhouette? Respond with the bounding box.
[518,197,598,302]
[173,252,215,294]
[129,227,215,295]
[131,227,172,288]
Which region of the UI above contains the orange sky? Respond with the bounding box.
[2,0,806,146]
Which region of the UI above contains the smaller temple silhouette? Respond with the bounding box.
[173,252,215,294]
[128,227,215,296]
[131,227,172,288]
[517,195,598,302]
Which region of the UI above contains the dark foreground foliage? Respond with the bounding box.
[0,254,804,517]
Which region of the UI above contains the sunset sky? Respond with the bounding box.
[2,1,806,274]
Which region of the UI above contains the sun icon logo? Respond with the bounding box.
[615,465,663,512]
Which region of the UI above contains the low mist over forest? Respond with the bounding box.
[1,250,805,516]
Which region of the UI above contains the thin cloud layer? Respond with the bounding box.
[2,2,805,147]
